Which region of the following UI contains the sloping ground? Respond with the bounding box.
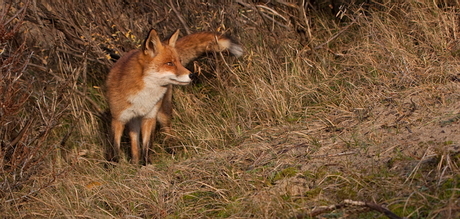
[12,71,459,219]
[131,82,460,218]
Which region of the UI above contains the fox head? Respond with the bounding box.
[141,29,191,86]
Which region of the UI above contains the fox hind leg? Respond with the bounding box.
[128,118,141,165]
[157,85,174,139]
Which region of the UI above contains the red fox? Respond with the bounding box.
[106,29,242,165]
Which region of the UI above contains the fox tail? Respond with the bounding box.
[174,32,243,66]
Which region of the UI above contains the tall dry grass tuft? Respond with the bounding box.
[172,1,459,148]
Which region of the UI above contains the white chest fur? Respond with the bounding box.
[118,74,168,123]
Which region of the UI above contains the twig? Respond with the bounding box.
[295,199,405,219]
[8,118,35,147]
[256,4,288,22]
[3,1,28,25]
[312,20,357,51]
[309,151,356,158]
[236,0,289,29]
[168,0,190,35]
[218,46,242,84]
[364,201,405,219]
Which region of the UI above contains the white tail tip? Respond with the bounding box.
[229,43,244,57]
[218,38,243,57]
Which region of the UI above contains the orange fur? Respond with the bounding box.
[106,29,243,165]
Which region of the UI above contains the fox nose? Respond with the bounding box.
[189,72,198,80]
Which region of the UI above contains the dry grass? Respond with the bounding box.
[1,0,460,218]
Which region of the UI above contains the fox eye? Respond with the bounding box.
[166,62,174,66]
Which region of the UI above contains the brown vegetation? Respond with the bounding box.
[1,0,459,218]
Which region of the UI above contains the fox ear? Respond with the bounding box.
[143,29,162,56]
[167,29,180,47]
